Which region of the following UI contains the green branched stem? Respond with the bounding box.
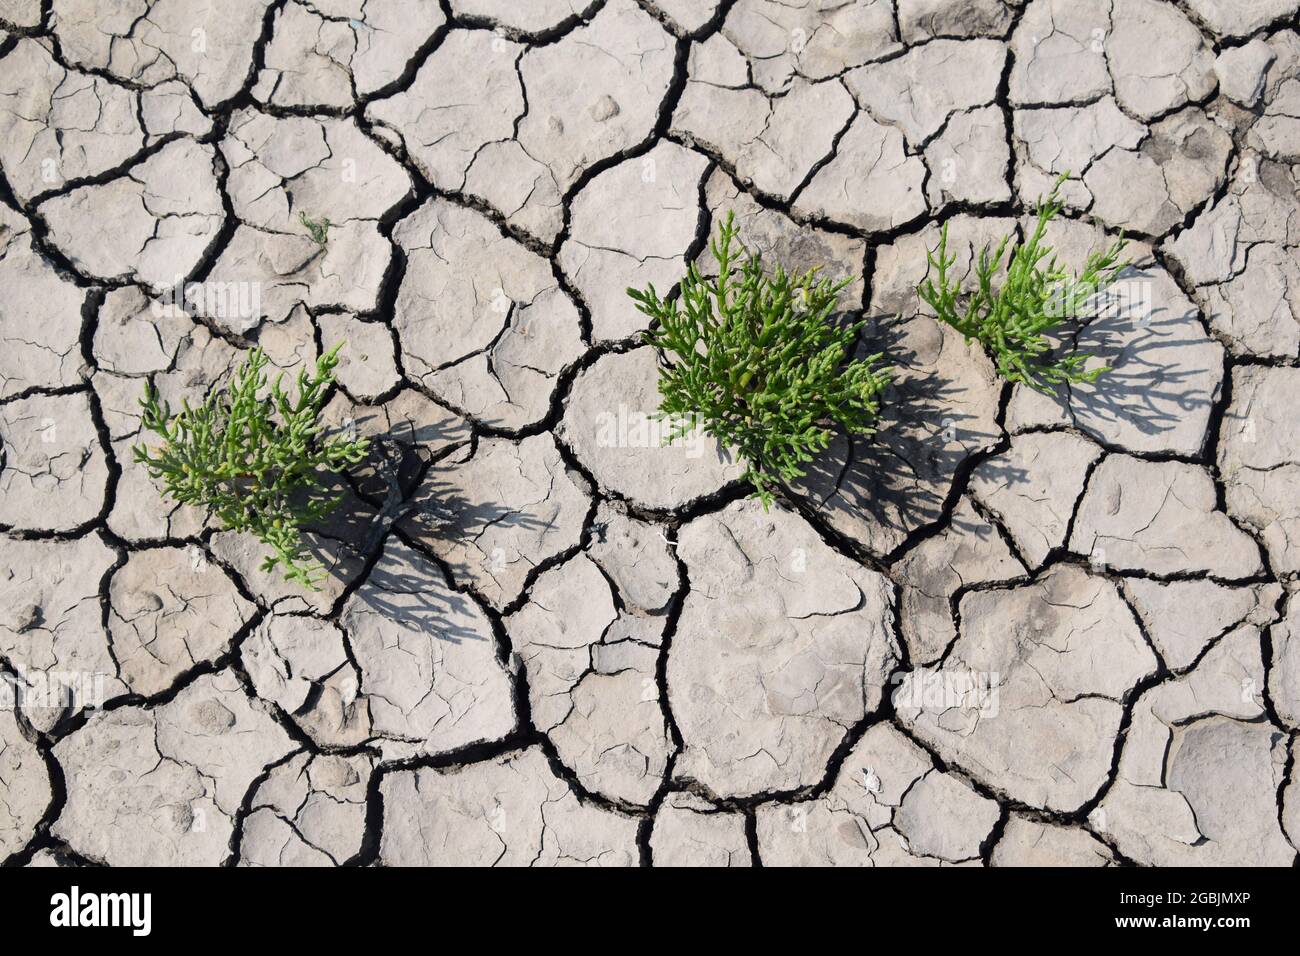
[133,342,369,590]
[300,211,331,246]
[918,172,1128,393]
[630,211,891,509]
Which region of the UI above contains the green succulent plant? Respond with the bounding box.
[918,173,1128,392]
[133,342,369,590]
[300,211,331,246]
[629,211,891,508]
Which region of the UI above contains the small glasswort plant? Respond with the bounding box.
[630,211,891,508]
[300,211,331,246]
[918,173,1128,392]
[133,343,369,590]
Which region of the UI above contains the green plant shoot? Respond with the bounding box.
[133,343,369,590]
[300,211,331,246]
[918,172,1128,392]
[630,211,891,508]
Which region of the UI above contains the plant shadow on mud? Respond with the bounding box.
[1055,265,1214,441]
[297,415,543,643]
[786,308,1024,548]
[787,270,1195,552]
[306,267,1193,594]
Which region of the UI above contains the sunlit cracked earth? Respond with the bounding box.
[2,0,1300,867]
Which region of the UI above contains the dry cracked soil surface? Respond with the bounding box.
[1,0,1300,868]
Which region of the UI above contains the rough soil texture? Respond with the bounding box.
[1,0,1298,867]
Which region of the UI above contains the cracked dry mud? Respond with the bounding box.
[1,0,1298,869]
